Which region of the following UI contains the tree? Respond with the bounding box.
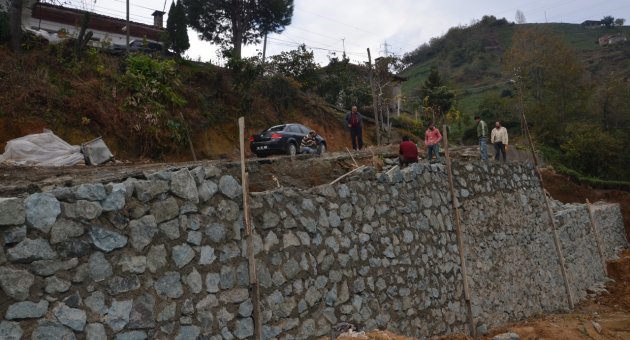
[515,10,526,24]
[267,44,318,88]
[614,18,625,26]
[9,0,23,52]
[316,53,371,109]
[166,0,190,55]
[0,8,9,44]
[601,15,615,28]
[418,66,454,123]
[183,0,294,59]
[504,27,589,145]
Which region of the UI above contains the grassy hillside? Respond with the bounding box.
[0,43,364,162]
[400,19,630,126]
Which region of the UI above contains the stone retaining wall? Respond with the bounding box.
[0,161,626,339]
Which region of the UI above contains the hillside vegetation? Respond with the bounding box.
[400,16,630,185]
[0,42,359,161]
[401,17,630,115]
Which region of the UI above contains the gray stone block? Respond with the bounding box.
[88,252,113,282]
[170,169,199,202]
[89,226,128,252]
[0,320,23,339]
[53,303,87,331]
[172,243,195,268]
[128,293,156,329]
[25,193,60,232]
[107,299,133,332]
[50,219,85,244]
[32,320,76,340]
[75,183,107,201]
[7,238,57,262]
[5,300,48,319]
[86,323,107,340]
[0,198,25,226]
[154,272,183,299]
[219,175,242,199]
[234,318,254,339]
[129,215,158,251]
[3,225,26,245]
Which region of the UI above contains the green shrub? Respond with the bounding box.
[118,54,187,155]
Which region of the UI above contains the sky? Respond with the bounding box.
[59,0,630,65]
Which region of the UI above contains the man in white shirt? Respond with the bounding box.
[490,121,508,162]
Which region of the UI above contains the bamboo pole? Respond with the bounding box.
[519,111,575,309]
[329,165,366,186]
[586,199,608,276]
[442,125,476,337]
[345,147,359,168]
[238,117,262,340]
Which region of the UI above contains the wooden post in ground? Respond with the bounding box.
[367,48,381,145]
[238,117,263,340]
[442,125,476,337]
[586,199,608,276]
[520,111,575,309]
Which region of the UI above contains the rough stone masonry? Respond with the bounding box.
[0,160,626,339]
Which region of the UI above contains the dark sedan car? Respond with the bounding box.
[249,124,326,157]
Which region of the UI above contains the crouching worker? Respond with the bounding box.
[399,136,419,167]
[300,130,320,154]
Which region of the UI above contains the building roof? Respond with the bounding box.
[581,20,602,26]
[31,2,164,41]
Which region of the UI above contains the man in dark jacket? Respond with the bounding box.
[399,136,418,167]
[344,106,363,150]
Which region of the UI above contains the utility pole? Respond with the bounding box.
[126,0,130,53]
[341,38,346,55]
[262,33,268,65]
[383,40,390,57]
[367,48,381,145]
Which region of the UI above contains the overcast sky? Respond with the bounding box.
[65,0,630,65]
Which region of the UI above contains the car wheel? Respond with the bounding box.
[288,143,297,156]
[318,143,326,154]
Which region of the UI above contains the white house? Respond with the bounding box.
[2,0,165,46]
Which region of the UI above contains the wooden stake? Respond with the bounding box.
[442,125,476,337]
[520,110,575,309]
[238,117,262,340]
[586,199,608,276]
[329,165,366,186]
[367,48,381,145]
[345,147,359,168]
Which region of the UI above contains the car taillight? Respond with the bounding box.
[270,133,282,139]
[249,136,254,142]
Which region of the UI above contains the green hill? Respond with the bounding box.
[400,17,630,122]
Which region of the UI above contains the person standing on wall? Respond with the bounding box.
[424,121,442,162]
[491,121,509,162]
[474,115,489,161]
[344,106,363,150]
[399,136,419,168]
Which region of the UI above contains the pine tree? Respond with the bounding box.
[166,0,189,55]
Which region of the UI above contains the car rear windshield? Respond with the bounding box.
[265,125,286,132]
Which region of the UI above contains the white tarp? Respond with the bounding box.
[0,130,85,166]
